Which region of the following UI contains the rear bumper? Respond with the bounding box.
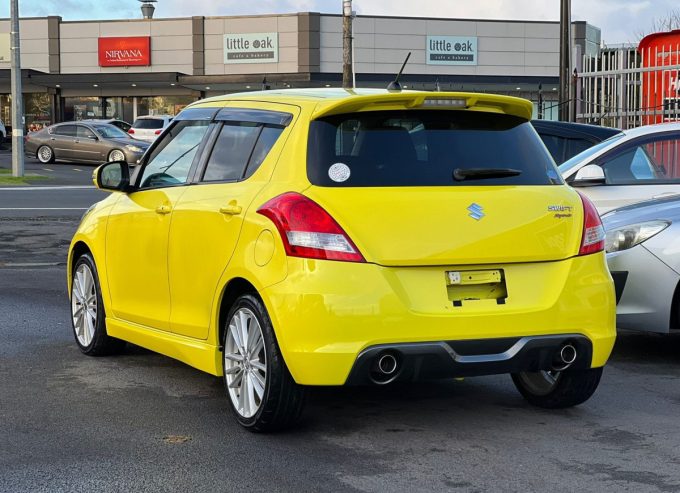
[345,334,592,385]
[262,253,616,386]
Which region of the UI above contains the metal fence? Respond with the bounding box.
[577,43,680,129]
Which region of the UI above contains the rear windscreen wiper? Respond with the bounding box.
[453,167,522,181]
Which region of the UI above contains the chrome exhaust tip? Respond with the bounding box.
[377,353,398,375]
[552,343,577,371]
[369,351,401,384]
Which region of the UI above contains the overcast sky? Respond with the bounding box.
[2,0,675,45]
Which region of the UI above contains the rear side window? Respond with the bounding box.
[202,124,284,182]
[133,119,165,129]
[308,110,561,187]
[53,124,77,137]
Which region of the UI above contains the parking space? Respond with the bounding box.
[0,205,679,492]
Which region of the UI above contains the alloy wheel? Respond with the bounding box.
[71,263,98,347]
[109,150,125,162]
[38,146,52,163]
[224,308,267,418]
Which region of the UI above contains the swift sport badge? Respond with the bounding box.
[467,203,485,220]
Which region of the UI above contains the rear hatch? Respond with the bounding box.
[305,104,584,266]
[130,118,166,140]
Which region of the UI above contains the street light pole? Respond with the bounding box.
[10,0,24,177]
[342,0,353,89]
[558,0,572,122]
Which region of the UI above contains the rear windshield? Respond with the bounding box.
[133,119,165,129]
[307,110,561,187]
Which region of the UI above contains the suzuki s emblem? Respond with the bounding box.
[467,203,485,220]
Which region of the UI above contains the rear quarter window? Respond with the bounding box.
[308,110,561,187]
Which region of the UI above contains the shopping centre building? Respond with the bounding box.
[0,12,601,129]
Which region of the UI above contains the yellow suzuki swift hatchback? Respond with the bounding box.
[68,89,615,431]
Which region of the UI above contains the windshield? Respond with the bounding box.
[308,110,561,187]
[558,133,625,175]
[93,124,130,139]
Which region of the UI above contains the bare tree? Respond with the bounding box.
[634,9,680,41]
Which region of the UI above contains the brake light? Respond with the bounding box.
[257,192,365,262]
[577,191,605,255]
[128,129,135,134]
[154,129,162,135]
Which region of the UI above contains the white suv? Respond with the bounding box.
[128,115,172,142]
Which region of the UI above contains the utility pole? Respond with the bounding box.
[342,0,353,89]
[10,0,24,177]
[558,0,572,122]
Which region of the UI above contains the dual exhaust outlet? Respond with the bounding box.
[368,342,578,384]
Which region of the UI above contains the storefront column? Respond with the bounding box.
[133,97,138,121]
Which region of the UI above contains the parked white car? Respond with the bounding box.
[128,115,172,142]
[559,123,680,213]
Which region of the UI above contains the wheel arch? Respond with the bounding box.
[68,241,93,295]
[670,277,680,331]
[217,277,259,348]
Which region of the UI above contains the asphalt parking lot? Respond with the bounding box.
[1,163,680,492]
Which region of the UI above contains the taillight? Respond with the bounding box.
[257,192,365,262]
[154,129,162,135]
[128,129,135,134]
[577,191,605,255]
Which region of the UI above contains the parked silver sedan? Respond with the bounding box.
[25,121,149,165]
[602,195,680,334]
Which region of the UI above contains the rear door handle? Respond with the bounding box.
[219,204,242,215]
[155,204,171,215]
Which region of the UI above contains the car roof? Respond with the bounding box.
[135,115,172,120]
[188,88,535,121]
[531,120,622,141]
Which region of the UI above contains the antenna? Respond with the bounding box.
[387,52,411,92]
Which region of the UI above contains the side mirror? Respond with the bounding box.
[93,161,130,191]
[88,135,99,140]
[572,164,605,187]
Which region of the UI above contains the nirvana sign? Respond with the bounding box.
[426,36,478,65]
[224,33,279,64]
[98,37,151,67]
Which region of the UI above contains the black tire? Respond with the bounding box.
[222,293,306,432]
[70,253,126,356]
[511,367,603,409]
[37,145,55,164]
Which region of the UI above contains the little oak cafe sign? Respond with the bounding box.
[98,37,151,67]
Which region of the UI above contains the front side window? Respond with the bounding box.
[77,126,96,139]
[308,110,561,187]
[601,136,680,184]
[138,120,209,189]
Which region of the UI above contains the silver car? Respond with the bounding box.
[25,121,149,165]
[603,195,680,334]
[559,123,680,213]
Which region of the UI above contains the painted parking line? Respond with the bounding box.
[42,168,54,171]
[0,185,95,191]
[73,168,82,171]
[0,262,64,268]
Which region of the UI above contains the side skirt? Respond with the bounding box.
[106,317,223,376]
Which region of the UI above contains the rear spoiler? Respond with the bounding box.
[311,92,533,121]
